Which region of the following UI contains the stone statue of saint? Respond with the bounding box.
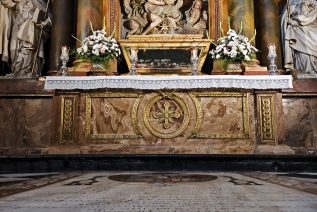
[0,0,15,63]
[0,0,51,77]
[281,0,317,77]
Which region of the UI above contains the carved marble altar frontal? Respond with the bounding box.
[49,88,262,154]
[43,75,293,154]
[84,91,250,141]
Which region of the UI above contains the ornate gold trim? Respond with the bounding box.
[144,92,190,139]
[189,92,250,139]
[243,93,250,138]
[85,92,142,140]
[131,94,144,136]
[60,96,76,143]
[258,95,276,144]
[85,94,92,138]
[104,0,120,39]
[189,93,203,137]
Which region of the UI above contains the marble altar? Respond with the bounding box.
[0,1,316,157]
[32,75,295,154]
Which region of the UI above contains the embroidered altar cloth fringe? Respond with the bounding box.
[44,75,293,90]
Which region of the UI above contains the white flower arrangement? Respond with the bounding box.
[210,27,258,65]
[75,27,121,67]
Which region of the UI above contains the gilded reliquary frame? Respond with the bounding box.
[103,0,228,74]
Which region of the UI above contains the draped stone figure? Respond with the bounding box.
[281,0,317,77]
[0,0,15,62]
[185,0,207,35]
[0,0,51,77]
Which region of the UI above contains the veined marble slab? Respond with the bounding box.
[44,75,293,90]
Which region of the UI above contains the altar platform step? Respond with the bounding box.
[0,154,316,173]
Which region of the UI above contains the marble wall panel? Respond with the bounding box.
[198,96,246,138]
[89,96,138,139]
[282,98,317,150]
[0,98,52,152]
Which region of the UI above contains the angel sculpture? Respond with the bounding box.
[185,0,207,35]
[142,0,183,35]
[123,0,184,35]
[123,0,147,35]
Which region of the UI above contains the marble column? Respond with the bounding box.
[76,0,103,44]
[228,0,255,44]
[48,0,76,74]
[255,0,283,68]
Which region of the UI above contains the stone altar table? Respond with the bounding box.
[43,75,294,154]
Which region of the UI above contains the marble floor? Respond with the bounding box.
[0,172,316,212]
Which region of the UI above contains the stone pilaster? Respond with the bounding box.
[48,0,76,75]
[60,95,77,144]
[76,0,103,45]
[255,0,283,69]
[228,0,255,44]
[256,92,278,145]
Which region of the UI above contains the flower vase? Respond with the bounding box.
[69,59,91,76]
[224,61,243,75]
[212,60,226,75]
[90,62,111,76]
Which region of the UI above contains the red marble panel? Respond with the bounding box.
[282,98,317,152]
[0,98,52,153]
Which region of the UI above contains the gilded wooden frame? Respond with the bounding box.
[119,37,212,75]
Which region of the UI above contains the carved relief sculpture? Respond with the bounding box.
[122,0,208,37]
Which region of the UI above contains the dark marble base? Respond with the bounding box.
[0,154,316,173]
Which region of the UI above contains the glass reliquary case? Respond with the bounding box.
[104,0,228,75]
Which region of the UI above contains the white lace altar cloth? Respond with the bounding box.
[44,75,293,90]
